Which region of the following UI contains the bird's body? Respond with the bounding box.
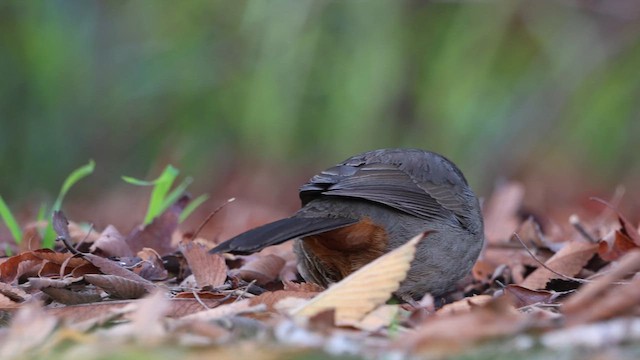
[211,148,484,300]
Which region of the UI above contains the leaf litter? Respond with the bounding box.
[0,182,640,359]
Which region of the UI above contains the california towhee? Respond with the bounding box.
[211,148,484,300]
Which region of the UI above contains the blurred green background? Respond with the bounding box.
[1,0,639,219]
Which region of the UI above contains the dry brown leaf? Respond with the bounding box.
[178,299,255,322]
[90,225,131,257]
[483,182,525,244]
[283,280,324,293]
[290,232,423,324]
[398,297,525,351]
[250,290,318,312]
[0,303,58,358]
[0,293,21,309]
[565,276,640,325]
[503,284,557,308]
[41,287,102,305]
[279,259,299,283]
[437,295,493,316]
[84,274,149,299]
[179,239,227,288]
[236,254,286,286]
[28,276,84,289]
[0,282,28,302]
[134,248,169,281]
[126,291,171,345]
[0,252,45,283]
[598,229,639,261]
[520,240,598,290]
[471,260,496,282]
[81,253,156,292]
[348,305,400,332]
[46,300,134,324]
[126,197,187,256]
[563,250,640,317]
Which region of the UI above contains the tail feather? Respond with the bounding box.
[209,216,358,255]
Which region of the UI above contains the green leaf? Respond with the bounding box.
[52,159,96,212]
[123,165,180,225]
[37,202,47,222]
[121,176,159,186]
[4,244,12,257]
[157,176,192,217]
[0,195,23,244]
[179,193,209,223]
[42,160,96,248]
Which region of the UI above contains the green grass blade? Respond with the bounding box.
[157,176,192,216]
[37,203,47,222]
[144,165,179,224]
[4,244,12,257]
[121,176,158,186]
[179,193,209,223]
[42,160,96,248]
[0,195,23,244]
[52,159,96,211]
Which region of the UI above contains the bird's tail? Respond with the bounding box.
[209,216,358,255]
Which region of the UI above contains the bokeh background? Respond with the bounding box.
[1,0,639,235]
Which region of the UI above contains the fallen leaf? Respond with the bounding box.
[126,197,187,256]
[0,282,29,303]
[179,239,227,288]
[84,274,149,299]
[350,304,400,332]
[41,287,102,305]
[563,250,640,324]
[134,248,169,281]
[598,229,638,261]
[250,290,318,312]
[178,299,255,322]
[290,232,424,325]
[503,284,557,308]
[436,295,494,316]
[398,296,525,351]
[28,276,84,289]
[521,240,598,290]
[0,303,58,358]
[283,281,324,293]
[235,254,286,286]
[0,293,21,309]
[483,182,525,244]
[81,253,156,292]
[90,225,132,257]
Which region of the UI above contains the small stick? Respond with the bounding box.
[233,279,257,302]
[514,232,589,284]
[192,198,235,240]
[514,232,628,286]
[569,214,597,243]
[192,290,211,310]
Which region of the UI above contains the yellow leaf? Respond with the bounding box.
[291,232,424,324]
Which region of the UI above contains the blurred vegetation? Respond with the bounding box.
[1,0,639,205]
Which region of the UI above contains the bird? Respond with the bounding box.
[210,148,484,301]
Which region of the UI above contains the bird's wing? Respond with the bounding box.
[299,149,476,229]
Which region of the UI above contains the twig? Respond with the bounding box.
[192,197,235,239]
[569,214,597,243]
[593,186,625,226]
[74,223,94,251]
[514,232,629,286]
[233,279,257,302]
[514,232,589,284]
[56,235,80,255]
[192,290,211,310]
